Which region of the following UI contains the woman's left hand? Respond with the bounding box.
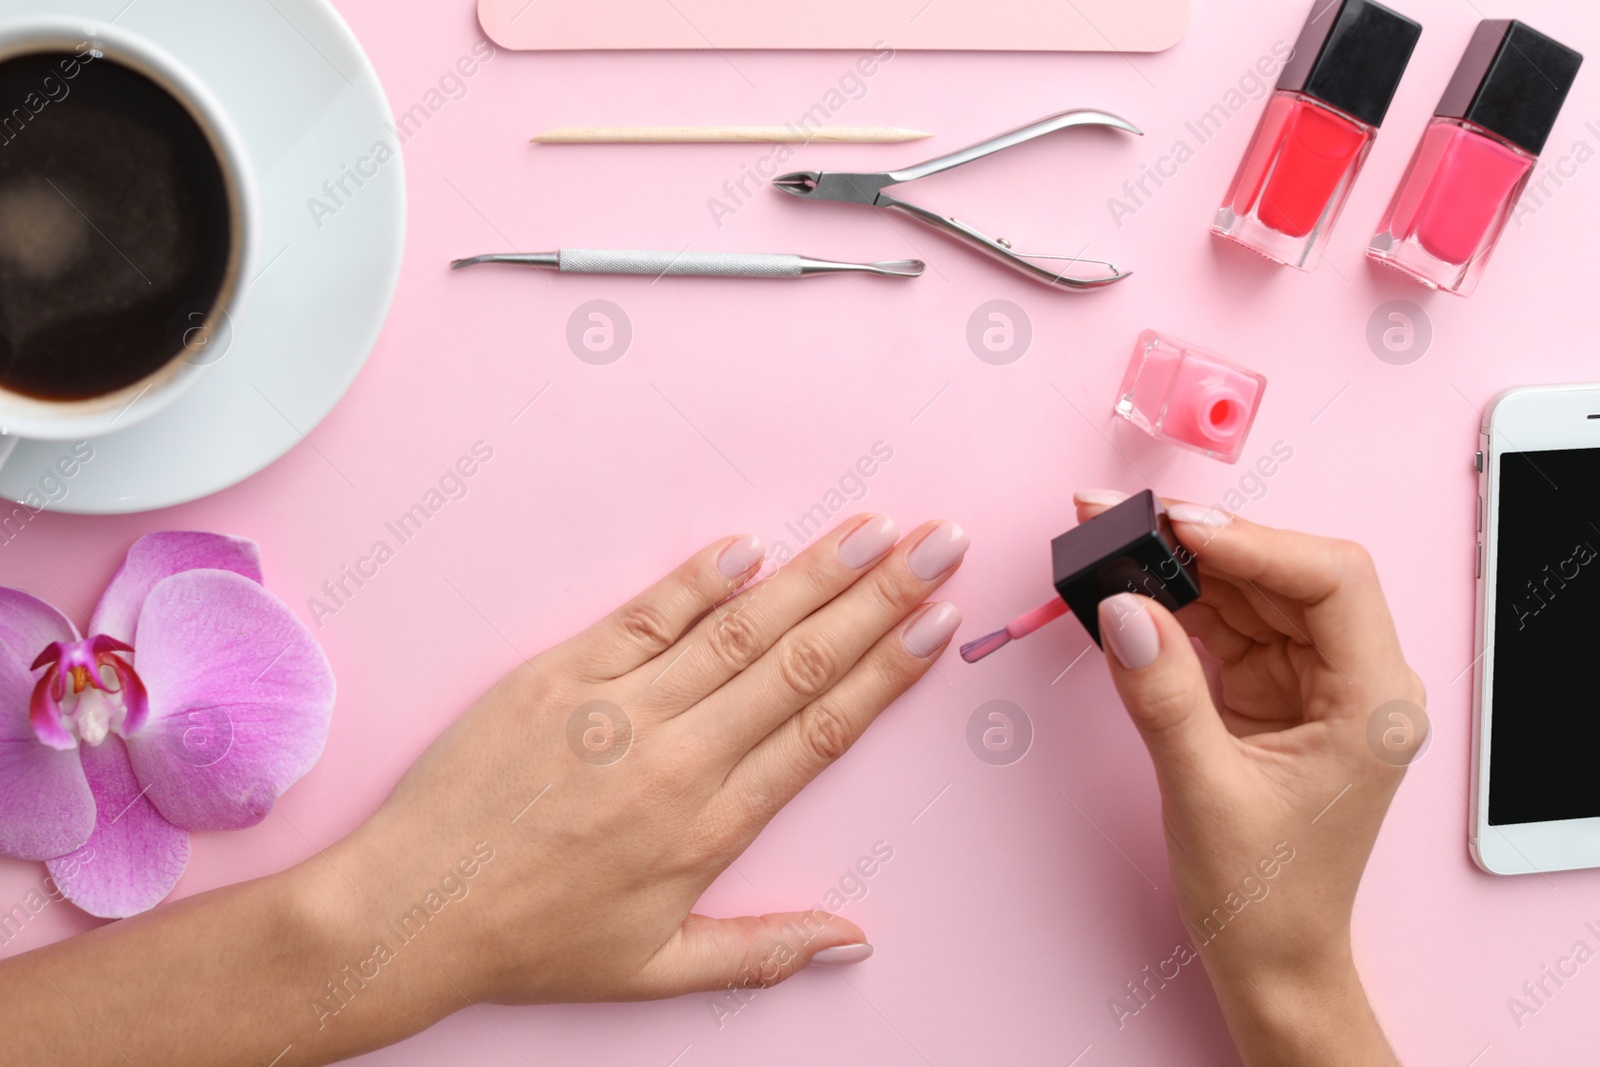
[0,516,966,1067]
[324,516,966,1013]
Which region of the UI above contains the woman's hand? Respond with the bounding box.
[1074,490,1424,1067]
[0,515,967,1067]
[323,516,967,1006]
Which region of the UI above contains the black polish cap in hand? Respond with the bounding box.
[1052,490,1201,647]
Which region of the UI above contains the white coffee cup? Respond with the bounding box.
[0,16,258,442]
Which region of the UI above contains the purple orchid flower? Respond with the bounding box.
[0,532,334,918]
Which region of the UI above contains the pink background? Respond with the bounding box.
[4,0,1599,1063]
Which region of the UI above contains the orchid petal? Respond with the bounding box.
[0,641,93,858]
[123,570,334,832]
[0,587,78,667]
[28,667,75,750]
[46,735,188,918]
[103,652,149,738]
[30,642,64,670]
[89,634,134,657]
[89,532,263,645]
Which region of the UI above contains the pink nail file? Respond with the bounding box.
[477,0,1191,52]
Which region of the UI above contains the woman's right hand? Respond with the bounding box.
[1074,490,1425,1067]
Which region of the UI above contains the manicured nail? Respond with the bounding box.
[839,516,900,570]
[812,943,874,966]
[1099,594,1161,670]
[717,535,764,578]
[907,522,970,581]
[1074,489,1130,507]
[1166,502,1231,529]
[903,602,961,658]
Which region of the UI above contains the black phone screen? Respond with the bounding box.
[1489,447,1600,826]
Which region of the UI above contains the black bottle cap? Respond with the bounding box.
[1050,490,1201,647]
[1277,0,1423,129]
[1436,21,1583,157]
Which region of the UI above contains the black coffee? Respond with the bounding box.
[0,50,233,401]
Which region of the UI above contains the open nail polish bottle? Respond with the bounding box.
[1368,21,1583,296]
[1115,331,1266,464]
[960,490,1201,661]
[1213,0,1422,270]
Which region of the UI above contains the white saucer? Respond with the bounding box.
[0,0,405,514]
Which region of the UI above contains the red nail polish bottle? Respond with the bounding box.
[1369,21,1583,296]
[1214,0,1422,270]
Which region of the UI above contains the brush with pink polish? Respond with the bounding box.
[960,490,1201,663]
[960,598,1071,663]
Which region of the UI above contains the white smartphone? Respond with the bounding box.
[1472,384,1600,875]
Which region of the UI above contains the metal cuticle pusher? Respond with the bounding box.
[449,249,924,279]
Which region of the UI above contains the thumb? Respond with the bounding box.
[1098,593,1234,787]
[635,911,871,998]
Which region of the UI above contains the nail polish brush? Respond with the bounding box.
[960,597,1070,662]
[960,490,1201,663]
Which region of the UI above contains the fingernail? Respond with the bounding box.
[1166,502,1231,529]
[1099,594,1160,670]
[1074,489,1130,507]
[903,602,961,658]
[907,522,970,580]
[839,516,900,570]
[717,535,764,578]
[812,943,874,966]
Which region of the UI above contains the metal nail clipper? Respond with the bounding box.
[773,109,1143,290]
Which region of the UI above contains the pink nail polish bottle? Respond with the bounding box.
[1369,21,1583,296]
[1115,331,1266,464]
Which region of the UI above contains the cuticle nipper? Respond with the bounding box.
[773,108,1143,291]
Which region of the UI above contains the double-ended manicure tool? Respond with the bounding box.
[774,108,1142,290]
[449,249,923,279]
